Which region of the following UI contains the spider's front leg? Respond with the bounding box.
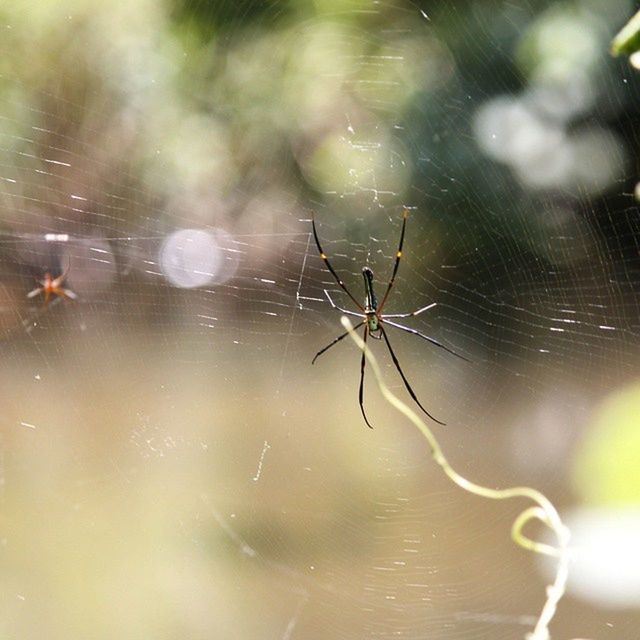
[381,302,437,319]
[324,290,362,318]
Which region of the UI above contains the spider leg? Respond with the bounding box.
[60,288,78,300]
[377,207,408,313]
[380,325,446,426]
[323,290,362,317]
[382,319,469,362]
[311,212,364,311]
[312,320,365,364]
[381,302,437,319]
[57,256,72,284]
[358,325,373,429]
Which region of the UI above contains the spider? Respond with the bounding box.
[27,262,78,306]
[311,208,467,429]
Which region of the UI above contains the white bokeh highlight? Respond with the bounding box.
[473,95,626,194]
[541,507,640,608]
[160,228,236,289]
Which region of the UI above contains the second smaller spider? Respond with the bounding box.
[27,262,78,306]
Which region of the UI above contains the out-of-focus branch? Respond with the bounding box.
[611,10,640,58]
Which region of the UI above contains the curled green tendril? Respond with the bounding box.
[340,316,572,640]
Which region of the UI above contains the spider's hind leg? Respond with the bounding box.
[380,325,446,426]
[358,326,374,429]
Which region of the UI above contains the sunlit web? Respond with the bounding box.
[1,1,640,639]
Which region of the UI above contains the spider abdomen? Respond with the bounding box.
[362,266,378,311]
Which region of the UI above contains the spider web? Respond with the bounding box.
[1,1,639,639]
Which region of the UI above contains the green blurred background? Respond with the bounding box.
[1,0,640,638]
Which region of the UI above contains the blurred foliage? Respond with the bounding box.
[573,382,640,505]
[171,0,285,36]
[1,0,639,328]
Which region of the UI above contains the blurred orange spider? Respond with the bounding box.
[27,263,77,305]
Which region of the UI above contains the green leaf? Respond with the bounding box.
[611,10,640,57]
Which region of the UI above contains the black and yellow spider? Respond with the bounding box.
[312,208,467,429]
